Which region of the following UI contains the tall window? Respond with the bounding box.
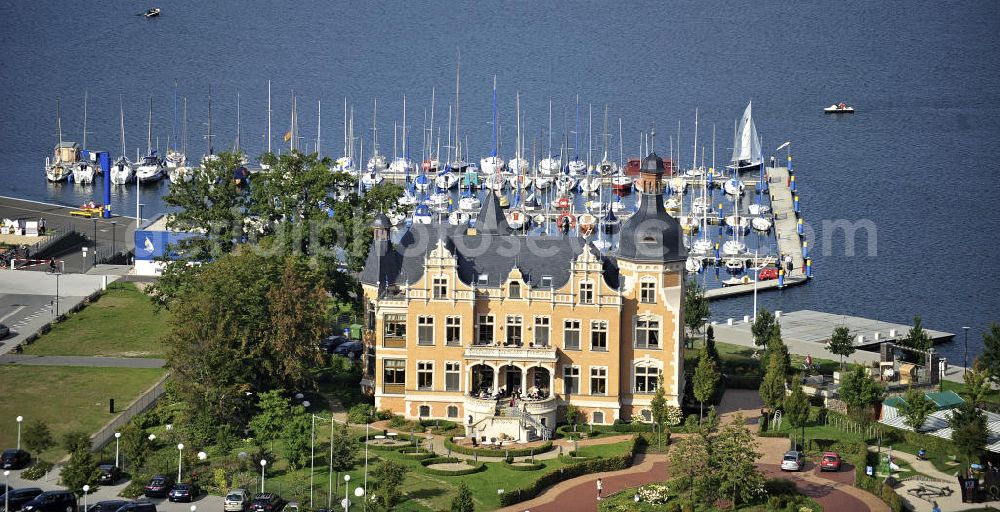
[447,405,459,418]
[383,359,406,387]
[590,320,608,351]
[506,315,523,345]
[433,276,448,299]
[446,316,462,346]
[579,281,594,304]
[590,367,607,395]
[640,281,656,303]
[635,318,660,349]
[445,362,461,391]
[593,411,605,424]
[384,314,406,339]
[417,361,434,390]
[563,320,581,350]
[563,366,580,394]
[419,405,430,417]
[417,316,434,345]
[476,315,494,345]
[509,281,521,299]
[534,316,550,347]
[634,365,659,393]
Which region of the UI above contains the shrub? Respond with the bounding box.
[444,437,554,458]
[418,457,486,476]
[21,460,54,480]
[502,460,544,471]
[119,477,148,499]
[348,404,374,424]
[764,478,798,496]
[375,409,394,421]
[387,414,421,431]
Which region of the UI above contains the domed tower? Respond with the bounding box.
[616,152,687,414]
[372,212,391,241]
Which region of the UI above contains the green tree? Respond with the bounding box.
[838,366,885,420]
[329,423,359,496]
[450,481,475,512]
[784,379,811,445]
[118,420,150,471]
[751,309,776,349]
[649,382,667,447]
[21,420,54,454]
[961,359,993,407]
[980,323,1000,385]
[564,404,580,426]
[827,326,855,370]
[949,401,988,466]
[693,350,721,421]
[684,280,710,340]
[370,459,408,511]
[61,431,92,454]
[249,390,291,443]
[900,315,932,362]
[704,325,720,365]
[758,352,787,415]
[900,387,935,432]
[60,446,102,495]
[763,327,790,373]
[667,434,711,503]
[712,414,765,506]
[281,404,311,469]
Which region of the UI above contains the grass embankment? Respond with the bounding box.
[22,282,170,358]
[0,365,166,461]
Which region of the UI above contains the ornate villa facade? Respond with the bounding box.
[360,153,687,441]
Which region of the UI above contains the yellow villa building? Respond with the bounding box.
[360,153,687,441]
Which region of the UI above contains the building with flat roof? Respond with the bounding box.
[359,153,687,441]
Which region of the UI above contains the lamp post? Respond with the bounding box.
[4,470,10,512]
[260,459,267,493]
[111,221,117,258]
[342,475,350,511]
[177,444,184,482]
[83,485,90,512]
[92,218,98,265]
[702,317,709,349]
[309,413,315,509]
[353,487,364,511]
[114,432,121,469]
[48,262,62,316]
[16,416,23,450]
[962,326,970,374]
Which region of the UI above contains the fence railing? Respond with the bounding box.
[90,373,170,450]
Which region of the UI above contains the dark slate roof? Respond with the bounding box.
[475,190,510,235]
[360,221,620,290]
[616,190,687,263]
[371,212,390,229]
[640,151,665,175]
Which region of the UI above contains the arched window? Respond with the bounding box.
[509,281,521,299]
[633,362,661,393]
[447,405,459,418]
[592,411,605,425]
[418,405,430,418]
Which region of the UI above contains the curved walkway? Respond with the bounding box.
[761,464,886,511]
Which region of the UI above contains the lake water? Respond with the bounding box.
[1,0,998,362]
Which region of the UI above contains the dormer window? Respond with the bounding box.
[509,281,521,299]
[642,236,657,244]
[432,276,448,299]
[478,273,489,286]
[579,281,594,304]
[540,275,553,288]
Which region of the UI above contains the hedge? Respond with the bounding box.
[419,457,486,476]
[359,433,423,451]
[502,460,545,471]
[834,439,904,512]
[497,435,645,506]
[444,437,554,458]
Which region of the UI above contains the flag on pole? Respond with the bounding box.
[283,131,292,143]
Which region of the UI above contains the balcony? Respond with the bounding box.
[463,344,557,362]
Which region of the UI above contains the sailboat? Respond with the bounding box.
[507,92,529,189]
[365,98,388,177]
[333,98,356,173]
[165,84,186,168]
[538,100,560,177]
[728,102,762,172]
[72,92,97,185]
[135,96,165,183]
[480,76,505,175]
[45,99,74,183]
[167,97,193,183]
[111,97,134,185]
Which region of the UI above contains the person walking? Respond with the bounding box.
[596,478,603,501]
[931,501,941,512]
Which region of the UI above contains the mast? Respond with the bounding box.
[267,80,272,154]
[56,97,63,151]
[207,85,214,156]
[429,87,436,161]
[146,95,153,156]
[446,104,452,164]
[618,117,623,170]
[547,99,553,159]
[82,91,88,150]
[182,97,188,157]
[454,50,461,164]
[491,75,497,158]
[692,108,699,170]
[588,102,592,169]
[574,95,580,160]
[602,104,609,161]
[343,97,348,158]
[372,97,378,156]
[235,92,242,154]
[316,99,321,156]
[119,96,126,158]
[171,81,178,151]
[402,95,407,161]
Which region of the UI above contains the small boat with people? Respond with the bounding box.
[144,8,160,18]
[824,102,854,114]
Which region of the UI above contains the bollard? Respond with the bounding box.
[794,195,800,213]
[790,175,796,192]
[787,154,793,172]
[778,269,785,288]
[797,218,804,235]
[806,258,812,278]
[802,240,809,260]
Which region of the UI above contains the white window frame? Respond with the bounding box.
[417,316,435,345]
[563,319,581,351]
[639,279,656,304]
[476,314,494,345]
[432,275,448,299]
[633,363,660,394]
[445,316,462,346]
[634,316,661,349]
[506,315,523,345]
[533,316,550,347]
[590,320,608,352]
[444,361,461,392]
[563,365,580,395]
[417,361,434,391]
[579,280,594,304]
[590,366,608,396]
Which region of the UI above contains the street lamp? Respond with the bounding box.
[260,459,267,493]
[177,444,184,482]
[962,326,970,374]
[83,485,90,512]
[16,416,23,450]
[353,487,364,511]
[48,262,63,316]
[190,506,196,512]
[342,475,351,511]
[702,317,709,348]
[4,470,10,512]
[111,221,117,258]
[114,432,121,469]
[93,218,98,265]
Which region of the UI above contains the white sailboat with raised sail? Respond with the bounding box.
[45,98,74,183]
[111,96,134,185]
[135,96,165,183]
[166,83,186,168]
[72,91,98,185]
[168,97,193,183]
[480,75,505,175]
[728,101,762,172]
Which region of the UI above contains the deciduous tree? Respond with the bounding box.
[900,315,932,362]
[839,366,885,421]
[900,387,935,432]
[693,350,721,421]
[450,481,475,512]
[784,379,811,441]
[949,401,988,467]
[751,309,776,349]
[759,352,787,415]
[827,326,855,370]
[370,459,408,511]
[712,414,765,506]
[667,434,711,503]
[961,359,993,407]
[22,420,54,455]
[684,280,710,339]
[328,422,358,495]
[980,323,1000,386]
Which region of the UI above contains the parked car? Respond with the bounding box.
[97,464,121,485]
[332,341,363,359]
[248,493,284,512]
[86,500,130,512]
[224,489,251,512]
[318,335,348,354]
[114,502,156,512]
[20,490,76,512]
[143,475,175,498]
[167,483,200,503]
[1,449,31,470]
[780,450,805,471]
[0,488,44,512]
[0,323,9,339]
[819,452,841,472]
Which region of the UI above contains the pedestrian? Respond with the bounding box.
[931,501,941,512]
[596,478,603,501]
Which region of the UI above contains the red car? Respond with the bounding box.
[758,268,779,281]
[820,452,841,471]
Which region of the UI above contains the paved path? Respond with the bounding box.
[0,354,166,368]
[886,450,992,512]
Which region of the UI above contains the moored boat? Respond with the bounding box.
[824,102,854,114]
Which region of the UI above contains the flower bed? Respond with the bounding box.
[444,436,554,457]
[502,460,545,471]
[419,456,486,476]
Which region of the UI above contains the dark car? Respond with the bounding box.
[318,335,348,354]
[114,502,156,512]
[86,500,130,512]
[20,490,76,512]
[143,475,175,498]
[0,323,9,339]
[97,464,121,485]
[248,493,284,512]
[332,341,363,358]
[167,483,200,503]
[0,488,44,512]
[1,449,31,470]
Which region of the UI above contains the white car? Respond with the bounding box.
[225,488,250,512]
[781,450,804,471]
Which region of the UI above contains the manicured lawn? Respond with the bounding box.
[0,365,166,460]
[22,283,170,358]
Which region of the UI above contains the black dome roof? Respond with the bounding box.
[371,212,391,229]
[641,152,665,175]
[616,193,686,263]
